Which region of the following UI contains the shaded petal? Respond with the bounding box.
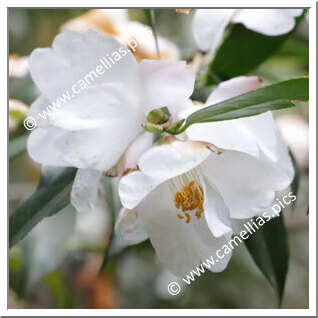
[202,149,292,219]
[192,9,236,52]
[119,171,160,210]
[139,181,232,276]
[106,131,153,177]
[27,82,144,170]
[74,193,111,243]
[233,9,303,36]
[29,29,138,102]
[203,179,232,237]
[139,60,195,114]
[115,207,148,245]
[71,168,102,213]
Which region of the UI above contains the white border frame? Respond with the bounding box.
[2,0,316,316]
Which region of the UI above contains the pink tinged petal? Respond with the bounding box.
[115,207,148,245]
[106,131,153,177]
[118,140,212,209]
[139,182,232,276]
[118,21,180,60]
[192,9,236,52]
[276,114,309,170]
[233,9,303,36]
[29,29,138,102]
[201,149,293,219]
[71,168,102,213]
[138,60,195,114]
[27,83,144,170]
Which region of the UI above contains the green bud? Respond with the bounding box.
[147,108,170,125]
[142,122,164,133]
[164,119,185,135]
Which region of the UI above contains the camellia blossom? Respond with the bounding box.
[27,30,195,213]
[116,76,294,276]
[61,9,180,61]
[192,9,303,53]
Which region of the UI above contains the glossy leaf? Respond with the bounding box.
[210,12,305,78]
[99,176,121,273]
[245,214,289,305]
[9,167,77,248]
[171,77,308,134]
[9,133,28,160]
[143,9,160,57]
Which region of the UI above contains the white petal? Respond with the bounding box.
[74,193,111,244]
[206,76,262,105]
[233,9,303,36]
[29,30,138,102]
[71,168,102,213]
[28,95,51,126]
[203,179,232,237]
[106,131,153,177]
[139,182,232,276]
[182,77,262,157]
[119,140,212,209]
[202,149,293,219]
[184,77,294,180]
[138,140,211,180]
[119,171,160,210]
[27,82,144,170]
[192,9,236,52]
[115,207,148,245]
[138,60,195,114]
[186,112,294,180]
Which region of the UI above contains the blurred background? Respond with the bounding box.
[8,9,309,309]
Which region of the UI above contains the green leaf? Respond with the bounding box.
[9,133,28,160]
[210,11,305,78]
[99,177,121,274]
[173,77,308,134]
[9,167,77,248]
[244,213,289,305]
[289,150,300,211]
[143,9,160,57]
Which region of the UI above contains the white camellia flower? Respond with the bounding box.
[192,9,303,53]
[116,76,294,276]
[27,30,195,213]
[61,9,180,61]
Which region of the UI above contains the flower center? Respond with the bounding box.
[170,170,204,223]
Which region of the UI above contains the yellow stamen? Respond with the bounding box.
[173,177,204,223]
